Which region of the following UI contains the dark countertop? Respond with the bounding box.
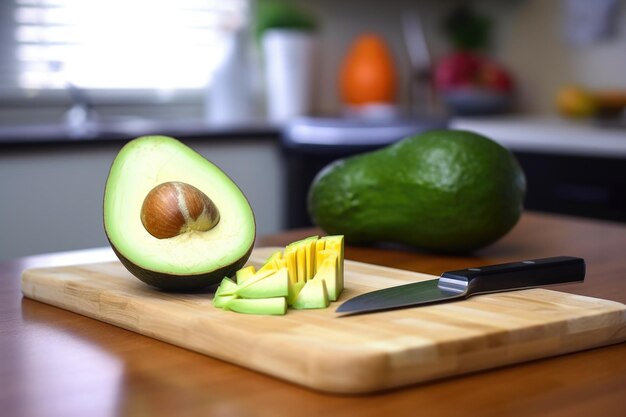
[0,118,281,147]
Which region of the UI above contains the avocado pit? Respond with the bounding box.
[140,181,220,239]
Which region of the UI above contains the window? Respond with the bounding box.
[12,0,248,91]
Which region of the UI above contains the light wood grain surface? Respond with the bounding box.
[2,212,626,416]
[20,248,626,393]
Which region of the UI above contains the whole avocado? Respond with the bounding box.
[307,130,526,253]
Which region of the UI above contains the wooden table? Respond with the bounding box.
[2,212,625,417]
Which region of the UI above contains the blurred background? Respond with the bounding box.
[1,0,625,261]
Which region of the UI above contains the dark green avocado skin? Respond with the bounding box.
[307,130,526,253]
[108,238,254,292]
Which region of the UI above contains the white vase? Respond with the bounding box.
[206,28,255,125]
[262,29,317,124]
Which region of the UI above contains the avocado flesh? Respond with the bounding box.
[286,236,318,281]
[321,236,344,296]
[236,265,256,285]
[236,268,289,298]
[215,277,237,296]
[308,130,525,253]
[256,250,282,275]
[213,294,237,308]
[213,277,238,307]
[292,278,329,310]
[215,235,345,315]
[314,252,339,301]
[104,136,255,290]
[225,298,287,315]
[287,280,306,305]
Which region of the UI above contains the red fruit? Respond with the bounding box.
[479,59,513,92]
[435,51,513,93]
[434,51,481,91]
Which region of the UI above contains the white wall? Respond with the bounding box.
[498,0,626,115]
[0,139,284,262]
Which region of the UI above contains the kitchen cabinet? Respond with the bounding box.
[452,117,626,223]
[515,151,626,222]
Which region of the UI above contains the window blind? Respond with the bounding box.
[12,0,248,90]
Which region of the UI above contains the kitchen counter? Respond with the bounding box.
[0,119,280,146]
[451,116,626,157]
[2,211,625,417]
[3,115,624,151]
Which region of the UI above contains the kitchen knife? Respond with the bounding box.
[336,256,585,316]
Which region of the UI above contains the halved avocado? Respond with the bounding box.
[103,135,256,291]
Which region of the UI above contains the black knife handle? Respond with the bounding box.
[438,256,586,296]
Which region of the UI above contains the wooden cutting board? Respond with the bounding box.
[21,247,626,394]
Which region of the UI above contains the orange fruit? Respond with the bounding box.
[555,85,596,118]
[339,34,397,105]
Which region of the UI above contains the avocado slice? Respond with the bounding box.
[296,246,307,282]
[313,251,339,301]
[225,298,287,315]
[286,235,319,249]
[236,267,277,291]
[213,294,238,308]
[256,250,282,275]
[314,238,326,271]
[292,277,329,310]
[236,268,289,298]
[304,238,316,280]
[287,280,306,306]
[286,236,318,280]
[103,136,255,291]
[284,248,298,284]
[236,265,256,285]
[322,235,344,295]
[212,277,238,308]
[215,277,237,296]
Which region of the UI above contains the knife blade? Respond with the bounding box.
[336,256,585,316]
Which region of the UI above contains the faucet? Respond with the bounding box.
[64,81,97,134]
[49,60,98,135]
